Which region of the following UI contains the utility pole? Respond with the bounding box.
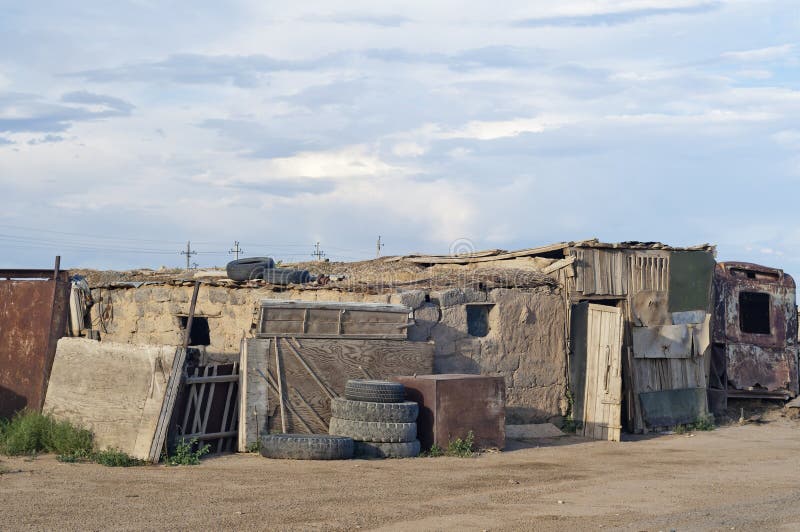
[228,240,244,260]
[376,235,384,258]
[311,242,326,261]
[181,241,197,271]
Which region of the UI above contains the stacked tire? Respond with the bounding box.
[329,380,420,459]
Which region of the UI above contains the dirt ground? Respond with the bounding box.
[2,414,800,531]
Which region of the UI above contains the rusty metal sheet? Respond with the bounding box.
[726,344,797,394]
[394,374,505,451]
[0,262,70,419]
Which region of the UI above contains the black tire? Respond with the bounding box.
[226,257,275,282]
[260,434,354,460]
[344,380,405,403]
[262,268,312,285]
[354,440,421,459]
[328,417,416,443]
[331,397,418,423]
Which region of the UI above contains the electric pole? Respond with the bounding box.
[311,242,326,261]
[181,241,197,270]
[228,240,244,260]
[376,235,384,258]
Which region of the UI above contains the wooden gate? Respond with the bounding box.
[238,336,434,451]
[173,363,239,454]
[571,303,624,441]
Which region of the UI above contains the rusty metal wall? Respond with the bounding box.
[713,262,798,397]
[0,264,70,418]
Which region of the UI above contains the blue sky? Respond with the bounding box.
[0,0,799,275]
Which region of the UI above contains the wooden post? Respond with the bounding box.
[274,337,288,433]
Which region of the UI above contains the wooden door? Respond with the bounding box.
[582,304,624,441]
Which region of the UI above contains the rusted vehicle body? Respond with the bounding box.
[713,262,798,400]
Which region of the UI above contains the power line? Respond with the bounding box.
[228,240,244,260]
[180,241,197,271]
[311,242,326,261]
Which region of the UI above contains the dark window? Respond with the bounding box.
[466,304,493,337]
[179,316,211,345]
[739,292,771,335]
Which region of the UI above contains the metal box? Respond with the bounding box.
[394,374,505,451]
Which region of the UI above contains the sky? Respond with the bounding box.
[1,1,799,275]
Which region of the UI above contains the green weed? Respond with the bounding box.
[94,448,145,467]
[167,438,210,465]
[0,411,92,457]
[420,431,477,458]
[673,414,715,434]
[446,431,475,457]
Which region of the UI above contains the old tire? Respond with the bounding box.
[344,380,405,403]
[226,257,275,282]
[354,440,421,459]
[329,417,416,443]
[331,397,418,423]
[262,268,312,285]
[260,434,354,460]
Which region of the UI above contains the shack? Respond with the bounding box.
[52,238,724,448]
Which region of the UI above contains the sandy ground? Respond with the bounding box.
[2,416,800,531]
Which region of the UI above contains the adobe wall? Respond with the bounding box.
[91,283,567,424]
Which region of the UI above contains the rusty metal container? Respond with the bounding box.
[0,259,70,419]
[393,374,505,451]
[713,262,798,400]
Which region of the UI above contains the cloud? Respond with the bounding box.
[61,91,135,114]
[721,44,795,62]
[0,91,133,133]
[28,134,65,145]
[511,2,720,27]
[309,13,412,27]
[64,53,315,87]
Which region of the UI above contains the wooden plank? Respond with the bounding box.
[399,243,572,264]
[186,374,239,384]
[274,337,288,433]
[238,338,270,452]
[542,255,576,275]
[256,332,407,341]
[582,307,600,438]
[260,300,410,313]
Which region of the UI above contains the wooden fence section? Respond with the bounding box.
[257,300,412,340]
[173,363,239,454]
[239,337,434,451]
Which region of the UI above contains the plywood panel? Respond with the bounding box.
[43,338,177,460]
[265,338,434,435]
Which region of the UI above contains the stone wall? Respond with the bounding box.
[92,283,568,424]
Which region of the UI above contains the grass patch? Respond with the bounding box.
[94,448,146,467]
[674,414,715,434]
[167,438,210,466]
[0,411,92,457]
[421,431,476,458]
[446,431,475,457]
